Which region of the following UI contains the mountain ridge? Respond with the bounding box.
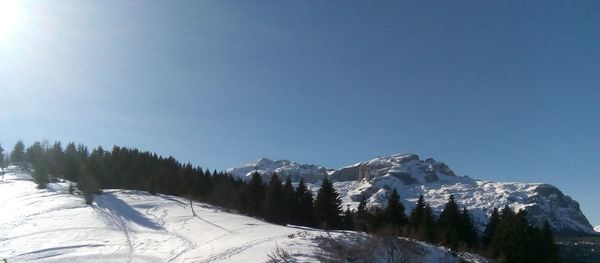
[227,153,595,234]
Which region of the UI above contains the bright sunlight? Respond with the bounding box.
[0,0,22,42]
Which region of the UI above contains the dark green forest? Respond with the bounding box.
[0,140,560,263]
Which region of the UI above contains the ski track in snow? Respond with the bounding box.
[195,234,284,263]
[92,205,135,262]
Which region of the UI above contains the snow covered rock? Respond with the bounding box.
[226,158,330,183]
[230,153,595,234]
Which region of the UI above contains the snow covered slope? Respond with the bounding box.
[226,158,330,183]
[229,154,594,234]
[595,225,600,233]
[0,170,485,262]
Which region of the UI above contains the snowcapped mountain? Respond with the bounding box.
[226,158,331,183]
[595,225,600,233]
[228,153,595,234]
[0,169,487,262]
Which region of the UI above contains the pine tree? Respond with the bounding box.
[242,172,265,216]
[79,164,99,205]
[420,204,436,242]
[382,188,408,233]
[410,196,435,242]
[458,207,478,249]
[0,143,5,168]
[33,158,49,189]
[314,178,342,230]
[264,173,286,224]
[47,142,64,178]
[410,195,426,233]
[482,207,500,248]
[355,195,369,232]
[540,220,560,263]
[64,143,82,182]
[295,178,315,227]
[10,140,26,166]
[342,205,354,230]
[25,142,45,167]
[282,176,296,223]
[437,195,461,249]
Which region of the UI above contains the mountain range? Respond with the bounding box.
[227,153,595,235]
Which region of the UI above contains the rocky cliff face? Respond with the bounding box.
[226,158,330,183]
[227,154,595,234]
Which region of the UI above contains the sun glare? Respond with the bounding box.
[0,0,21,42]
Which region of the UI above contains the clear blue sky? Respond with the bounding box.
[1,1,599,225]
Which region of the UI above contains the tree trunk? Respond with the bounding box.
[189,197,196,216]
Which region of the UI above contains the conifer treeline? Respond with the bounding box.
[2,140,559,262]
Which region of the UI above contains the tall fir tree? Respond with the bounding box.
[490,206,519,261]
[420,203,436,242]
[79,163,99,205]
[10,140,26,166]
[482,207,500,248]
[437,195,462,249]
[295,178,315,227]
[383,188,408,233]
[47,142,64,178]
[458,207,478,249]
[25,141,44,166]
[540,220,560,263]
[282,176,296,223]
[0,143,5,168]
[354,195,369,232]
[314,178,342,229]
[264,173,286,224]
[410,195,426,231]
[342,205,354,230]
[410,196,435,242]
[63,142,82,182]
[242,172,265,217]
[33,156,49,189]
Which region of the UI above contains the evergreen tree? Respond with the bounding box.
[64,143,82,182]
[295,178,315,227]
[420,204,436,242]
[382,188,408,233]
[482,207,500,248]
[540,220,559,263]
[0,143,5,168]
[410,196,435,242]
[354,195,369,232]
[490,206,523,262]
[458,207,478,249]
[47,142,64,178]
[437,195,462,249]
[282,176,296,222]
[342,205,354,230]
[25,141,45,166]
[241,172,265,216]
[33,157,49,189]
[79,163,99,205]
[314,178,342,229]
[264,173,286,224]
[409,195,426,233]
[10,140,26,166]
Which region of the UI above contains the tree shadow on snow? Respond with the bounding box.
[94,192,163,230]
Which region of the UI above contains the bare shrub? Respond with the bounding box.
[267,243,295,263]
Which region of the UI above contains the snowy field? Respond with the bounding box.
[0,170,485,262]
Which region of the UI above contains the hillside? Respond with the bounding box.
[228,154,594,234]
[0,170,486,263]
